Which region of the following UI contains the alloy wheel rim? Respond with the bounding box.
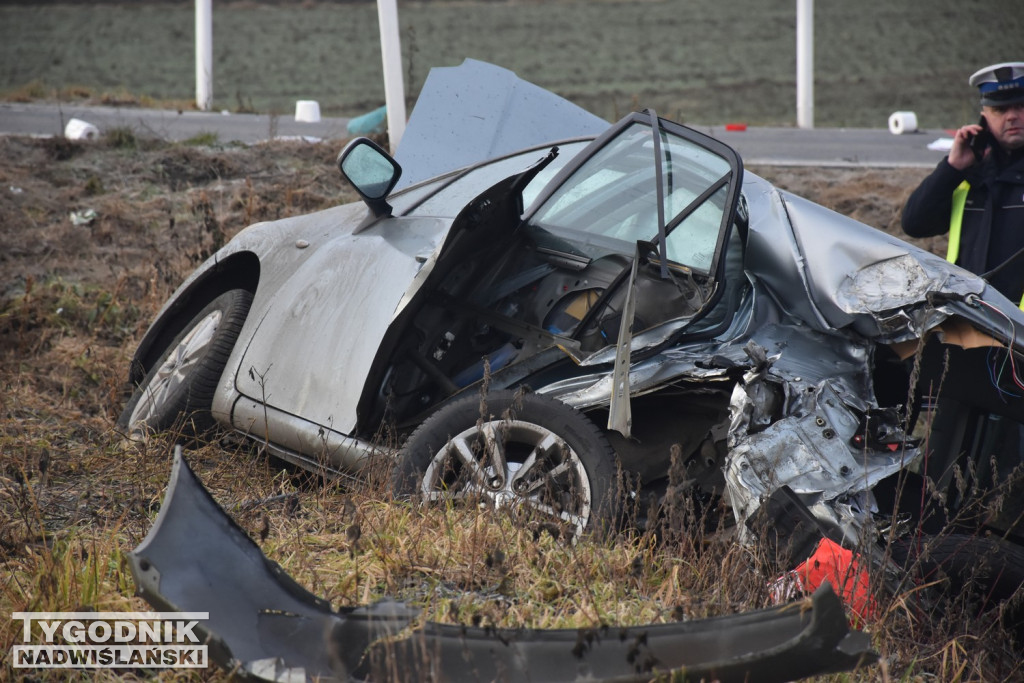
[420,418,593,539]
[128,310,223,435]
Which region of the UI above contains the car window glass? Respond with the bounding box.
[407,141,589,218]
[521,142,591,209]
[665,184,728,269]
[529,121,732,272]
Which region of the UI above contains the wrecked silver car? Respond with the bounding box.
[120,61,1024,603]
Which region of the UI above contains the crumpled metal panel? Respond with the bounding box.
[738,175,993,344]
[743,323,874,410]
[545,320,870,412]
[394,59,609,191]
[129,451,877,683]
[543,355,734,410]
[720,325,909,541]
[726,381,906,534]
[741,174,831,331]
[541,317,910,545]
[778,191,985,339]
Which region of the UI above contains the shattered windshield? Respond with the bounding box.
[528,121,734,273]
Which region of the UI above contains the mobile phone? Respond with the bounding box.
[967,115,993,161]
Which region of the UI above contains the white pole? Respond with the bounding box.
[376,0,406,151]
[796,0,813,129]
[195,0,213,111]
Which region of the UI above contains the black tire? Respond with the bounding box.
[118,289,253,439]
[889,533,1024,631]
[392,390,620,540]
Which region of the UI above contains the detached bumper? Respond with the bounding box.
[129,450,877,682]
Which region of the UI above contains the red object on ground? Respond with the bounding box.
[770,538,876,621]
[724,123,748,132]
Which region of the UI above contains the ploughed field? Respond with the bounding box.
[1,0,1021,128]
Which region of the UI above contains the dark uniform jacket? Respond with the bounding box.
[902,147,1024,302]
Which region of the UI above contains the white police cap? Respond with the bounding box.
[969,62,1024,106]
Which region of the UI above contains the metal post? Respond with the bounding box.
[796,0,814,129]
[377,0,406,151]
[195,0,213,111]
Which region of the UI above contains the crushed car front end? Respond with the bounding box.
[538,168,1024,553]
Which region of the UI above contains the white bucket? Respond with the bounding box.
[65,118,99,140]
[295,100,321,123]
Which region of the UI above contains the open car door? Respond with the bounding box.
[524,111,744,342]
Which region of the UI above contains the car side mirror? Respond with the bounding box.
[337,137,402,218]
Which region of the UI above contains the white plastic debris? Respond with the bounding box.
[295,100,321,123]
[70,208,97,226]
[64,118,99,140]
[271,135,323,144]
[927,137,954,152]
[888,111,918,135]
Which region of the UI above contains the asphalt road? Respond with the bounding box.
[0,102,351,146]
[0,102,950,169]
[700,124,948,168]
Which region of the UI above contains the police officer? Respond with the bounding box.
[902,62,1024,304]
[888,64,1024,534]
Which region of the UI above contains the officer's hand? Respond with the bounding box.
[948,123,985,170]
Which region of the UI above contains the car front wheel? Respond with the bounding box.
[889,533,1024,635]
[118,288,253,440]
[392,390,620,540]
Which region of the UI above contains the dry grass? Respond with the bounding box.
[2,133,1024,681]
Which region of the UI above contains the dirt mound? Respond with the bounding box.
[1,135,354,302]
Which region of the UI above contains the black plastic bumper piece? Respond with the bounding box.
[129,450,877,682]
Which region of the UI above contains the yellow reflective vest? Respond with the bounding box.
[948,180,1024,310]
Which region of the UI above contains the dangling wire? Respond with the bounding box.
[974,298,1024,392]
[987,346,1021,400]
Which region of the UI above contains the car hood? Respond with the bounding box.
[394,59,609,190]
[737,172,1024,343]
[779,189,987,337]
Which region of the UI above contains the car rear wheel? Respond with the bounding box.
[119,289,253,440]
[392,390,620,540]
